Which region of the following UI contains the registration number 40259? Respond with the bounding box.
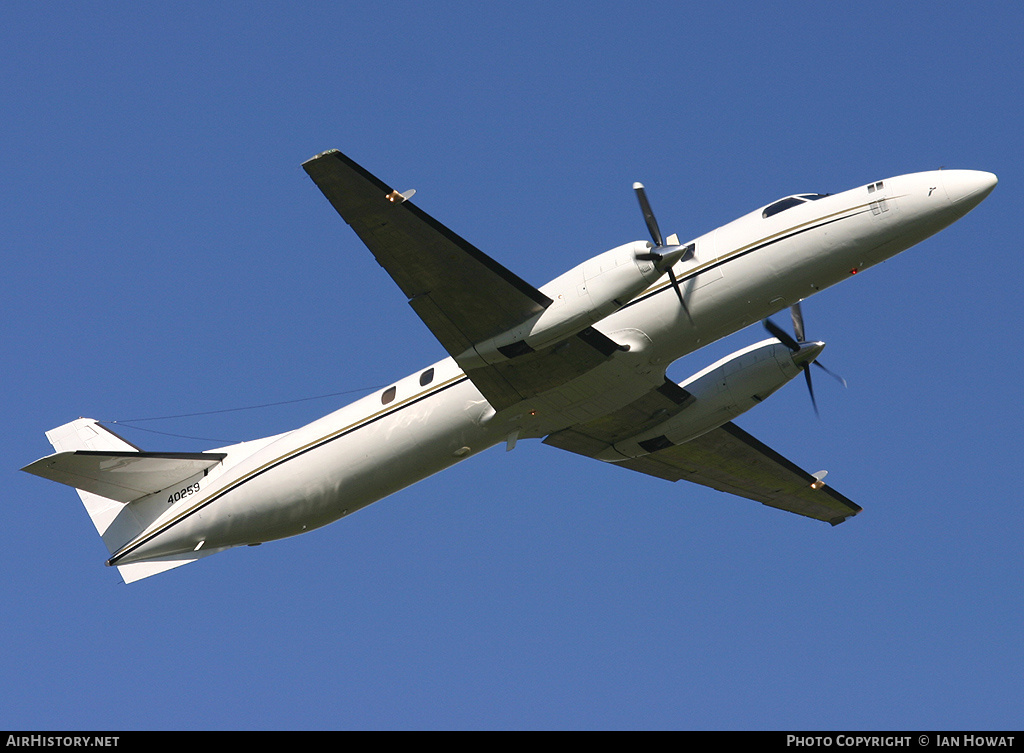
[168,482,201,505]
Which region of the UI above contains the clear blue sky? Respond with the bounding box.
[3,1,1021,730]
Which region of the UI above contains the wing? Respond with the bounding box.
[544,385,861,525]
[303,150,620,411]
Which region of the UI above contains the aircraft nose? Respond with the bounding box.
[942,170,998,216]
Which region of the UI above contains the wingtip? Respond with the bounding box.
[303,148,340,166]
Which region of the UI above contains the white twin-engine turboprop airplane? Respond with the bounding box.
[23,150,997,582]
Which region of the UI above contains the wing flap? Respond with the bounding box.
[469,327,624,408]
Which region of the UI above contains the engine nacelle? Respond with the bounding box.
[596,338,822,461]
[457,241,663,368]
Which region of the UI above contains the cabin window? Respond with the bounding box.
[381,386,396,405]
[419,368,434,386]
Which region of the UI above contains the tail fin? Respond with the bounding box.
[45,417,142,453]
[23,418,227,583]
[37,419,146,552]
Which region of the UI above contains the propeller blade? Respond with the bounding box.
[764,317,800,352]
[633,182,664,247]
[666,269,684,305]
[791,302,806,343]
[804,365,819,417]
[667,268,694,325]
[813,360,848,388]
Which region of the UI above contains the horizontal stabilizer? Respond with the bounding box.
[22,450,226,504]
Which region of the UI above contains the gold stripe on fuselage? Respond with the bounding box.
[109,372,471,564]
[632,200,886,303]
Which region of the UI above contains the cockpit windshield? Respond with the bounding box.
[761,193,830,219]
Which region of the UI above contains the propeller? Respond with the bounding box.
[763,302,846,416]
[632,182,693,321]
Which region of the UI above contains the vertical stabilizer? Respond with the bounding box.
[32,418,221,583]
[45,417,141,453]
[43,419,146,554]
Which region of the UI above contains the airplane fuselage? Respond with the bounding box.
[108,168,996,568]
